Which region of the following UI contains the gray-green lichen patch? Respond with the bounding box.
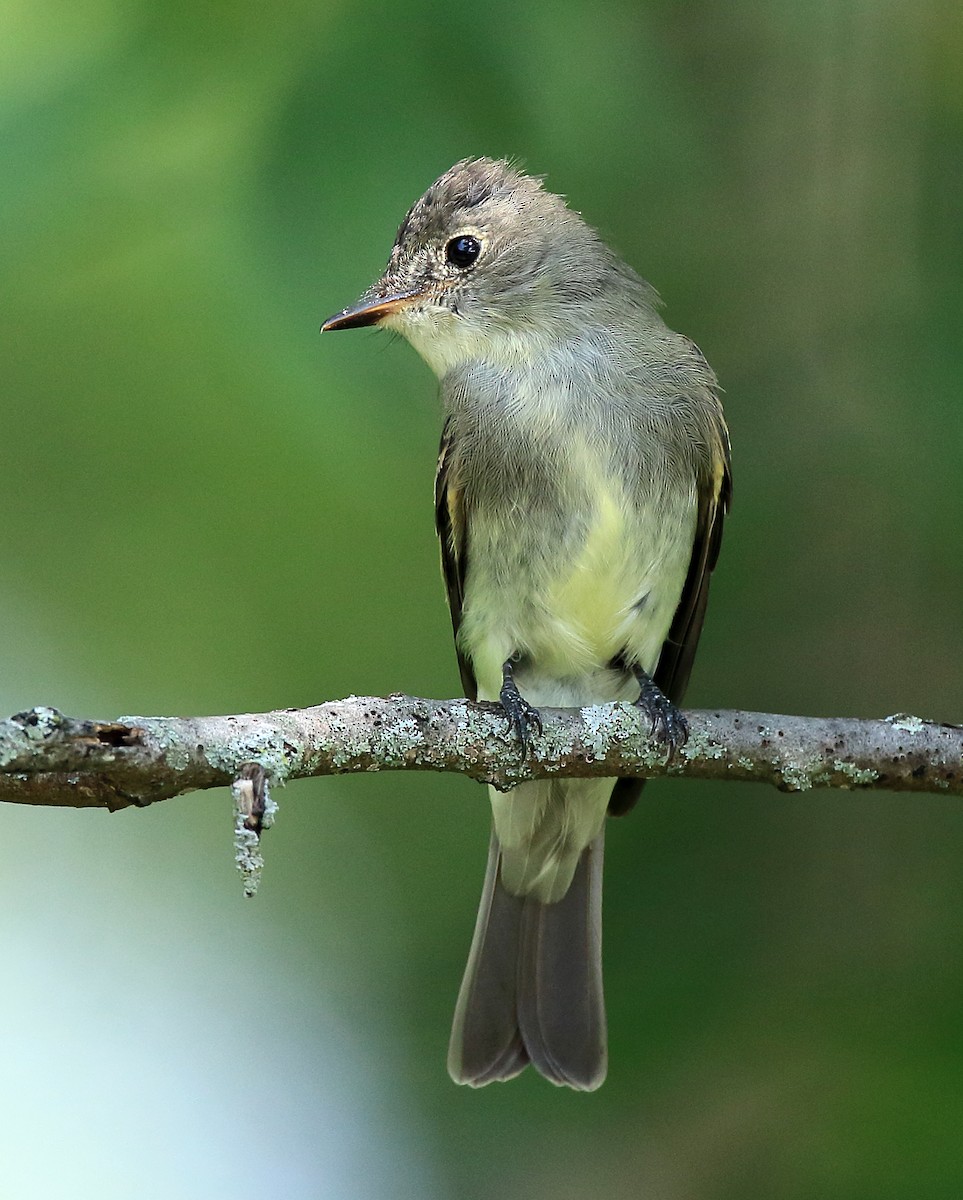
[324,702,424,770]
[371,714,424,769]
[579,703,653,766]
[144,727,193,773]
[232,775,277,897]
[327,722,360,769]
[260,783,278,830]
[681,726,725,763]
[530,717,573,774]
[832,759,879,787]
[201,729,293,781]
[448,700,474,730]
[18,706,63,739]
[0,707,62,769]
[778,762,816,792]
[234,823,264,898]
[447,700,494,767]
[885,713,927,734]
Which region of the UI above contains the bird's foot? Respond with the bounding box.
[632,668,688,751]
[499,660,542,756]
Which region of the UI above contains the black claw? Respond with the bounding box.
[499,660,542,756]
[633,671,688,752]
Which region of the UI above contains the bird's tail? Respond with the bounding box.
[447,830,606,1090]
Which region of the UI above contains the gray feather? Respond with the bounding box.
[448,831,606,1091]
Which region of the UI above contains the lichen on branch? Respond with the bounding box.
[0,699,960,810]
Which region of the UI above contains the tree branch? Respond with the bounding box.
[1,699,960,810]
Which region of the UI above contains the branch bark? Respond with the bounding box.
[0,698,960,810]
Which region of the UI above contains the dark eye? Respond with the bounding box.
[445,235,482,269]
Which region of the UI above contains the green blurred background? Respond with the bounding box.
[2,0,962,1195]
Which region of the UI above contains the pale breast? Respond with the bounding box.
[442,352,703,704]
[457,434,697,703]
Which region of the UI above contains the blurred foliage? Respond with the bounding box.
[2,0,962,1196]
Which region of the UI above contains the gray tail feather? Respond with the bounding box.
[447,831,607,1090]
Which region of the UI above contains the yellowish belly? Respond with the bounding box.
[459,474,695,704]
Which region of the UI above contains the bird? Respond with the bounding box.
[322,157,730,1090]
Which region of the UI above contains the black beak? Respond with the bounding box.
[320,288,424,332]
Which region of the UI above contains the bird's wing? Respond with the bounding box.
[435,418,477,700]
[654,416,732,705]
[610,407,731,817]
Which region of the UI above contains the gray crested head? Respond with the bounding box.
[322,157,661,377]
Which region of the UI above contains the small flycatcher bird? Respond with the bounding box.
[322,158,730,1090]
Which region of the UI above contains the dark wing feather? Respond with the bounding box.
[654,427,732,705]
[434,419,477,700]
[609,418,732,816]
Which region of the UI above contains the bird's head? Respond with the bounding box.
[322,158,610,375]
